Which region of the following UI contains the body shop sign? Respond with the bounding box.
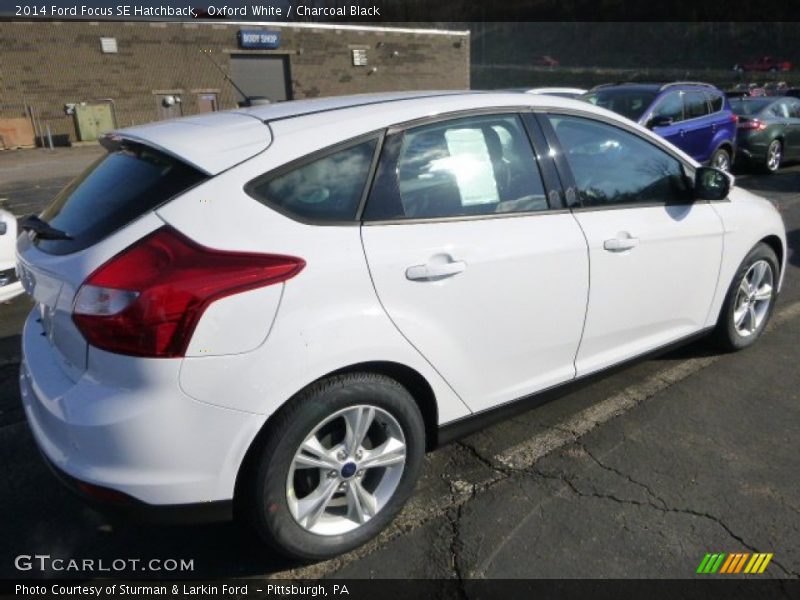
[238,30,281,49]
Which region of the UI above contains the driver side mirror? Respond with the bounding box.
[694,166,731,200]
[647,115,674,129]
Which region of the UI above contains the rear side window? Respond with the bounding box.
[684,92,709,119]
[247,139,378,223]
[707,91,724,113]
[36,143,207,255]
[364,114,548,221]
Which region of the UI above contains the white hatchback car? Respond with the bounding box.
[17,91,785,559]
[0,209,24,302]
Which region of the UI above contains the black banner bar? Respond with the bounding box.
[2,579,799,600]
[2,0,800,22]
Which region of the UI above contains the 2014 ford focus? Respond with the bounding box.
[17,92,786,559]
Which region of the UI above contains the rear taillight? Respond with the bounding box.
[72,226,305,358]
[737,119,767,131]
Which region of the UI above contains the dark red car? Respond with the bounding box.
[734,56,792,73]
[531,55,559,68]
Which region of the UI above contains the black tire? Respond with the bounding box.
[763,139,782,173]
[710,147,731,172]
[712,242,779,352]
[239,372,425,560]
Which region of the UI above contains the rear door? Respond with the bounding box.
[780,99,800,159]
[361,112,589,412]
[539,112,724,376]
[681,91,714,162]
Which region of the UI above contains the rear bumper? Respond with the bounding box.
[20,309,265,512]
[39,450,233,524]
[0,266,23,302]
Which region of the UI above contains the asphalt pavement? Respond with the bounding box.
[0,147,798,581]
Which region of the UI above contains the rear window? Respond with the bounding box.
[684,92,709,119]
[707,91,724,112]
[36,143,206,255]
[729,98,772,115]
[246,138,378,223]
[581,89,659,122]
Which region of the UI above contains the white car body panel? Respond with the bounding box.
[156,171,471,423]
[362,215,589,412]
[704,188,787,325]
[0,209,23,302]
[106,111,272,175]
[20,312,263,504]
[15,91,787,509]
[16,212,165,378]
[572,203,724,376]
[525,87,587,97]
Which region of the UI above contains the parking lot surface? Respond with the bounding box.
[0,147,798,580]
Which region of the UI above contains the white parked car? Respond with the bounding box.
[0,209,23,302]
[17,91,786,559]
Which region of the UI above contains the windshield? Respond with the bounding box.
[581,89,659,122]
[36,143,207,255]
[729,98,773,115]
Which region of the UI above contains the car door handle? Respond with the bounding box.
[603,236,639,252]
[406,259,467,281]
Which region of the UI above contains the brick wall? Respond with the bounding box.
[0,21,470,143]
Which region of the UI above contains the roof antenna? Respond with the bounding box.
[199,48,267,107]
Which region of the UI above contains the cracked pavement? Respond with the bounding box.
[1,151,799,580]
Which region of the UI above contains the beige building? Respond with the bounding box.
[0,20,470,147]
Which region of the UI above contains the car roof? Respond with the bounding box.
[589,82,718,93]
[105,90,646,174]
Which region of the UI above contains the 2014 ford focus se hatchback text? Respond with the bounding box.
[17,92,786,559]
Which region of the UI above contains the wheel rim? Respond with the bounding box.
[732,260,774,337]
[767,142,781,171]
[286,405,407,536]
[713,151,730,171]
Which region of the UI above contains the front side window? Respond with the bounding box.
[364,114,548,220]
[546,114,690,207]
[651,92,684,123]
[684,92,710,119]
[247,138,378,222]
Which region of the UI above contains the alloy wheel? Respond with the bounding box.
[767,141,782,172]
[286,405,407,535]
[732,260,774,337]
[713,151,730,171]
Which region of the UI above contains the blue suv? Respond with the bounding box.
[582,82,737,170]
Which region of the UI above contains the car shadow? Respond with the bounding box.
[732,165,800,194]
[787,228,800,268]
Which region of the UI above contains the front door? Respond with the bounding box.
[361,113,589,412]
[541,113,724,376]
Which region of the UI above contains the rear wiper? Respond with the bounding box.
[20,215,73,241]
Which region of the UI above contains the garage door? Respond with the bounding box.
[229,55,291,103]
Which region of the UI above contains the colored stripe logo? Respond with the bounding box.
[696,552,773,574]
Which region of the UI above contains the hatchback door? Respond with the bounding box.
[16,142,210,379]
[361,113,589,412]
[540,112,724,376]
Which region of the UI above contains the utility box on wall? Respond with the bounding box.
[73,102,116,141]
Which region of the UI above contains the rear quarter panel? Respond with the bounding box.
[155,149,472,425]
